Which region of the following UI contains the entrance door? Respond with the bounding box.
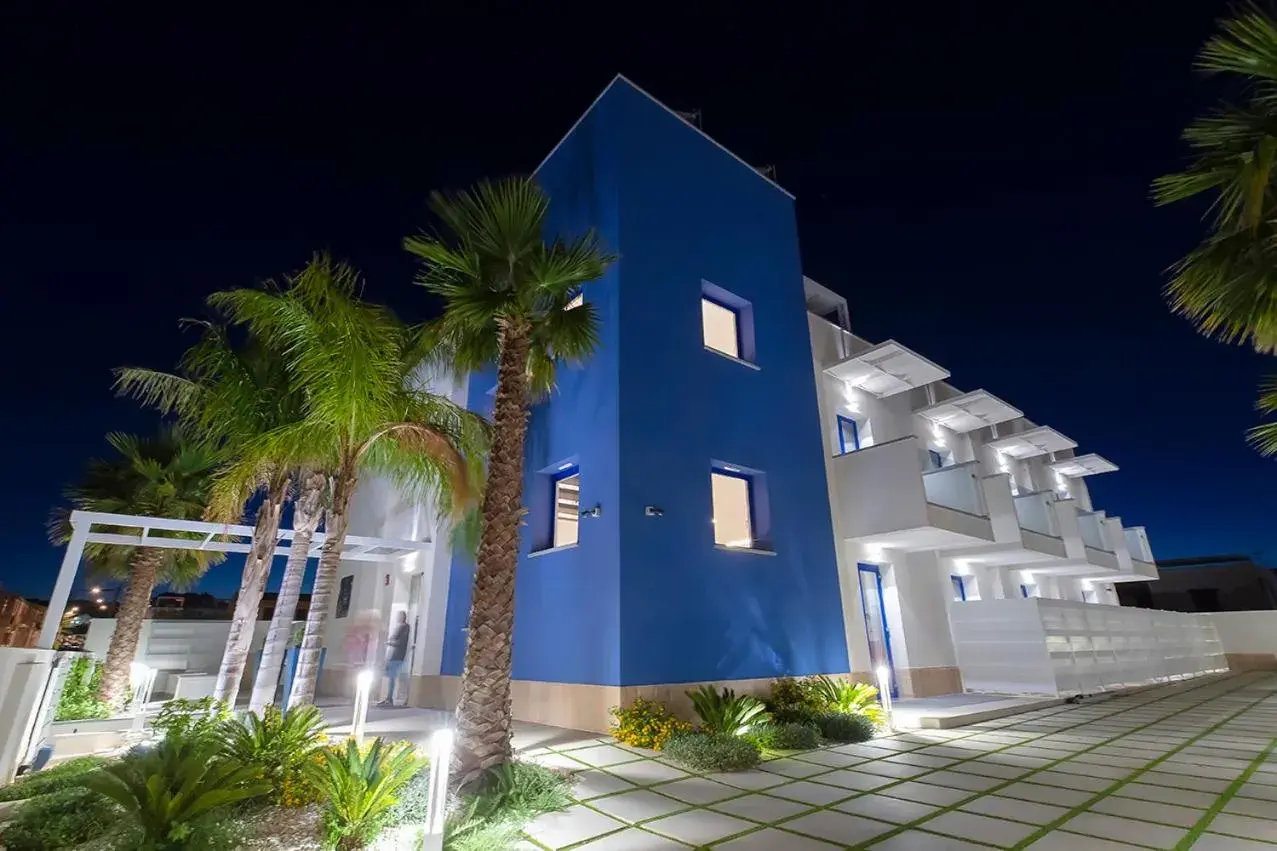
[857,563,897,698]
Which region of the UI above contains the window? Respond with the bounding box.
[928,449,945,470]
[701,281,756,364]
[552,467,580,548]
[1020,583,1037,599]
[837,415,861,454]
[951,575,967,602]
[566,292,584,310]
[711,470,753,548]
[702,298,740,359]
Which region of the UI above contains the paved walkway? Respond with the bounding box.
[518,673,1277,850]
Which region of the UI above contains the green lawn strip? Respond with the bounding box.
[535,674,1257,849]
[1171,735,1277,850]
[1002,683,1277,850]
[784,675,1272,851]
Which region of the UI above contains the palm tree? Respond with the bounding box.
[404,177,614,781]
[211,253,486,707]
[1155,4,1277,351]
[115,323,315,706]
[50,429,224,711]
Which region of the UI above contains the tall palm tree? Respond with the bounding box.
[1155,4,1277,352]
[115,323,317,705]
[1157,5,1277,457]
[404,177,614,781]
[211,253,486,706]
[50,429,224,711]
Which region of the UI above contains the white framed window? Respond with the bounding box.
[553,469,580,547]
[701,297,740,359]
[711,470,753,548]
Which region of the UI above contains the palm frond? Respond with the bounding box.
[1164,222,1277,351]
[1198,3,1277,82]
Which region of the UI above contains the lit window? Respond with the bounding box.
[553,469,580,547]
[711,470,753,548]
[566,292,584,310]
[702,298,739,359]
[951,575,967,602]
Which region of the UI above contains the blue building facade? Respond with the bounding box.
[439,76,849,697]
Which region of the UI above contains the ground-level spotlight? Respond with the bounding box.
[352,668,375,743]
[876,665,894,731]
[422,727,454,851]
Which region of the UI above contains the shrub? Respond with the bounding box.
[307,737,426,850]
[83,737,270,850]
[220,704,328,806]
[0,756,109,802]
[809,676,887,725]
[54,656,111,721]
[609,698,692,750]
[814,711,877,743]
[663,732,761,772]
[152,697,232,743]
[0,786,121,850]
[686,685,770,736]
[750,721,821,751]
[443,762,573,850]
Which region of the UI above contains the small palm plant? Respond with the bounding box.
[809,676,887,725]
[82,738,269,850]
[686,685,770,736]
[220,704,328,805]
[307,738,426,850]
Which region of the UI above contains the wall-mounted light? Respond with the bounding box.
[644,506,664,517]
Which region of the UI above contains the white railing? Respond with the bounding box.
[1014,491,1056,536]
[1124,527,1154,563]
[950,598,1228,696]
[922,461,986,517]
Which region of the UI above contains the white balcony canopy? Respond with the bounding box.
[916,389,1023,433]
[988,425,1077,459]
[1049,453,1118,478]
[38,509,434,648]
[824,340,950,398]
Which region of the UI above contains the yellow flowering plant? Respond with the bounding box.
[609,698,691,751]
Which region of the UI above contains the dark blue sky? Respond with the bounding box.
[2,1,1273,600]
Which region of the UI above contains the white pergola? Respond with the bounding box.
[38,509,433,648]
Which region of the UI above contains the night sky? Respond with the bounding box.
[2,1,1272,600]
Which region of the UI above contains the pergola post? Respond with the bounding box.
[38,517,90,649]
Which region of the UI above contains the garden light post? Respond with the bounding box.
[876,665,894,731]
[352,667,374,743]
[422,727,454,851]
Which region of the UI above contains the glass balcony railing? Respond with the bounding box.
[1013,491,1057,536]
[922,461,986,517]
[1077,511,1108,551]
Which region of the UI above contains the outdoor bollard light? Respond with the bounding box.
[876,665,894,731]
[422,727,454,851]
[352,668,375,743]
[128,663,156,734]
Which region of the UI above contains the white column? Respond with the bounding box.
[38,520,89,648]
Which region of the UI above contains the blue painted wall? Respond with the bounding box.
[441,77,848,687]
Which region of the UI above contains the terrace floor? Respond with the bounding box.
[509,673,1277,849]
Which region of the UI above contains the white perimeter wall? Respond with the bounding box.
[1210,611,1277,657]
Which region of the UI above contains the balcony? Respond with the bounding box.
[832,435,1015,550]
[949,598,1228,696]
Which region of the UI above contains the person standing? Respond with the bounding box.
[378,610,410,707]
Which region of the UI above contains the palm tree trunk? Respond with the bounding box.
[249,470,326,713]
[212,484,288,705]
[97,547,165,712]
[287,467,356,707]
[453,326,532,785]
